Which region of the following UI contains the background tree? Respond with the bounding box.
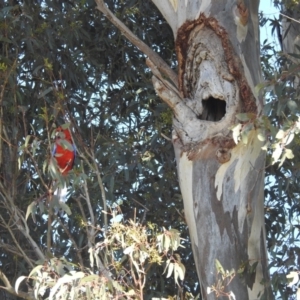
[1,0,300,299]
[260,1,300,298]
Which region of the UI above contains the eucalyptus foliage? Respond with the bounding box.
[0,0,194,299]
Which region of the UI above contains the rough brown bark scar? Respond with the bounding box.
[176,14,257,114]
[183,136,236,161]
[237,2,249,26]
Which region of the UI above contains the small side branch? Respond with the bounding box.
[95,0,178,87]
[5,206,45,262]
[152,75,196,124]
[146,58,182,99]
[55,216,84,267]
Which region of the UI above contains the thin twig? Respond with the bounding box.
[81,162,95,247]
[131,198,149,212]
[14,209,45,261]
[54,215,84,268]
[91,153,108,229]
[0,214,34,268]
[0,241,35,264]
[47,205,52,253]
[146,58,182,98]
[74,196,88,225]
[161,132,172,141]
[89,127,108,229]
[25,148,48,190]
[280,12,300,24]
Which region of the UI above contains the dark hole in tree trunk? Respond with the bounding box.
[201,97,226,121]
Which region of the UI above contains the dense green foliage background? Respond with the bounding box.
[1,0,300,299]
[0,0,196,299]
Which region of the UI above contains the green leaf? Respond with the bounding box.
[282,133,294,146]
[274,130,282,143]
[287,100,298,112]
[126,290,136,296]
[232,124,242,144]
[59,139,74,151]
[286,271,299,287]
[25,135,31,147]
[124,245,134,255]
[272,145,283,164]
[18,156,22,170]
[241,130,249,145]
[166,262,174,278]
[26,202,36,221]
[257,130,266,142]
[163,259,171,275]
[59,202,72,215]
[42,159,48,174]
[79,275,99,285]
[174,262,185,285]
[139,250,149,264]
[94,252,102,269]
[177,262,185,280]
[28,265,44,278]
[88,248,94,268]
[254,82,267,95]
[0,36,13,43]
[285,148,294,159]
[215,259,225,275]
[163,234,170,251]
[15,276,27,294]
[86,285,91,300]
[235,113,250,122]
[38,87,53,99]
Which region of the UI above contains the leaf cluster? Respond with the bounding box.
[15,220,186,300]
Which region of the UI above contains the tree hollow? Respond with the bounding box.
[201,97,226,121]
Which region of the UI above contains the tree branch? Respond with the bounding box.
[0,214,34,268]
[151,75,195,123]
[54,215,84,268]
[81,161,96,247]
[91,151,108,229]
[0,241,35,263]
[14,210,45,261]
[146,58,182,99]
[95,0,178,88]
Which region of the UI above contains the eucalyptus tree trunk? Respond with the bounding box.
[151,1,272,299]
[96,0,272,298]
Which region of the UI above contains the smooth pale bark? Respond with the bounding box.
[152,0,272,299]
